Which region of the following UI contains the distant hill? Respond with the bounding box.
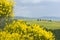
[39,16,60,21]
[14,16,36,20]
[14,16,60,21]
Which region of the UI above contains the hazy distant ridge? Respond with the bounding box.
[14,16,60,21]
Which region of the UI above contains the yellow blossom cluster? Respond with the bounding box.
[0,0,15,27]
[0,0,15,17]
[0,20,55,40]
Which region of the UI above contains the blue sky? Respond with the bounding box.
[14,0,60,18]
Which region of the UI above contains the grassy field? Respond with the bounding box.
[25,20,60,40]
[25,20,60,30]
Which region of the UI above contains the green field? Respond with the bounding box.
[25,20,60,40]
[25,20,60,30]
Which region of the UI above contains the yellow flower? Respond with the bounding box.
[3,20,55,40]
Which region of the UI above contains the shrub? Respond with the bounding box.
[3,20,55,40]
[0,0,15,27]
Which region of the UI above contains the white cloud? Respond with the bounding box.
[20,0,60,4]
[14,6,31,17]
[21,0,42,4]
[14,0,60,17]
[45,0,60,2]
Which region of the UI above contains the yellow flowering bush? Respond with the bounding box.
[2,20,55,40]
[0,0,15,27]
[0,0,14,17]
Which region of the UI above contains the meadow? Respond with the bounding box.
[25,20,60,29]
